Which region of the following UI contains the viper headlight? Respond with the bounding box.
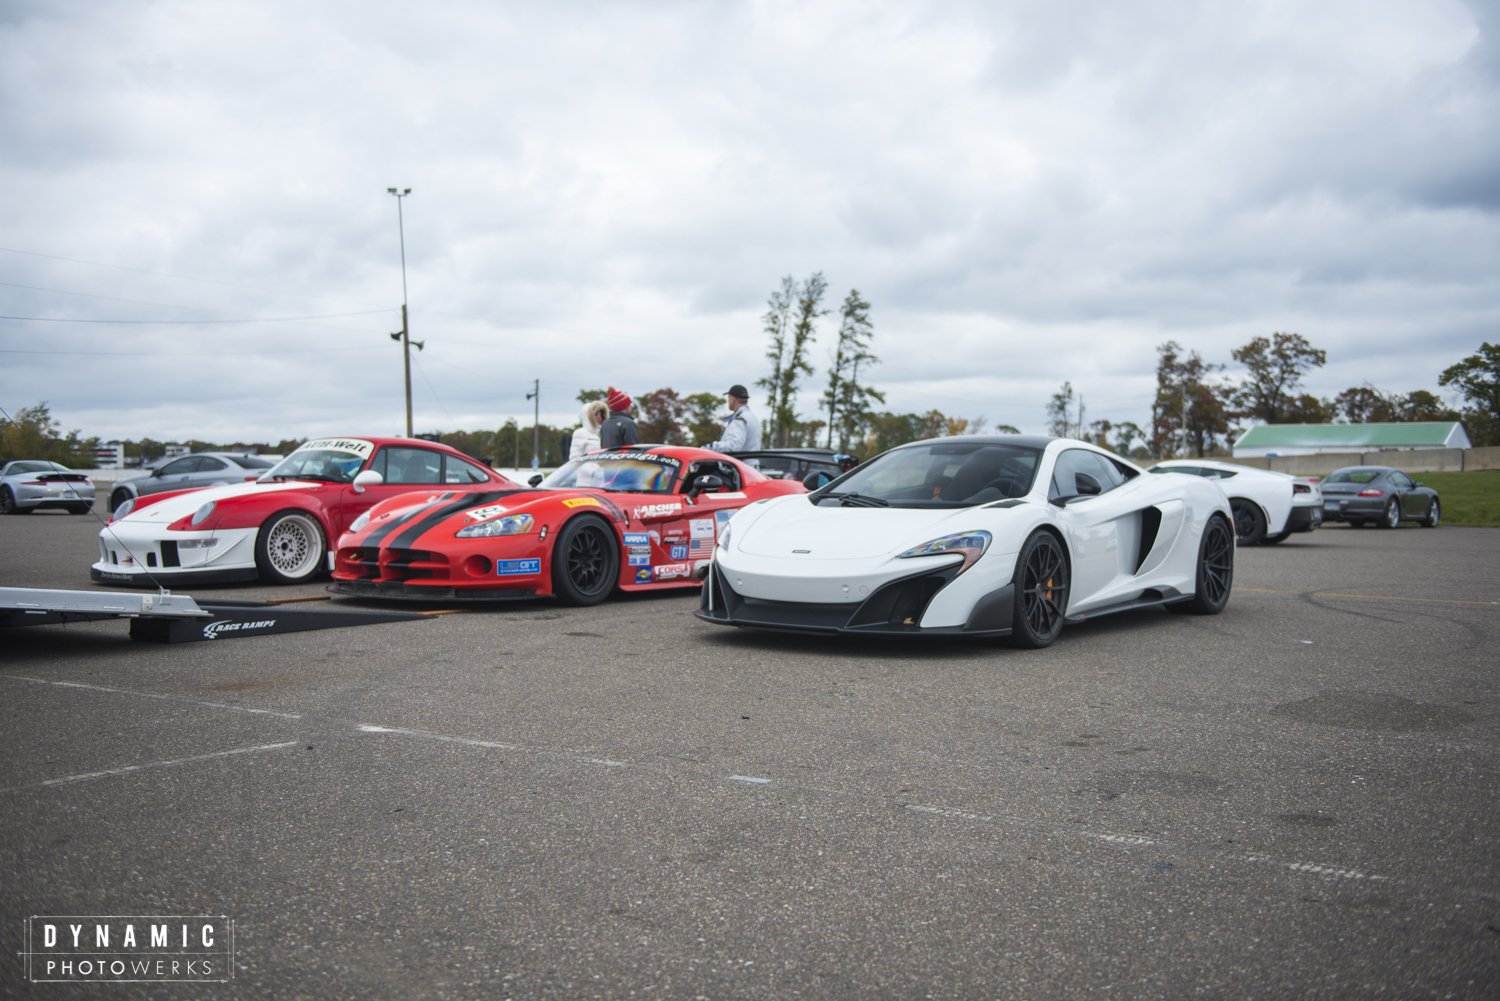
[898,530,991,574]
[348,509,374,533]
[456,513,533,538]
[189,500,216,526]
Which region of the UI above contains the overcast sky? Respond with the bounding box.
[2,0,1497,447]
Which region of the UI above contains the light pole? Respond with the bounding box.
[525,379,540,467]
[387,187,420,437]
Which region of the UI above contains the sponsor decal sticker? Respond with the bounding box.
[635,567,654,583]
[203,619,276,640]
[628,554,650,567]
[24,914,233,983]
[654,563,691,580]
[689,518,715,540]
[709,491,747,500]
[296,437,374,458]
[464,503,509,521]
[714,509,736,525]
[622,532,650,546]
[689,539,714,558]
[670,545,688,560]
[593,452,681,466]
[632,503,681,520]
[562,497,602,509]
[497,558,542,576]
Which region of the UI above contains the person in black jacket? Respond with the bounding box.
[598,387,640,448]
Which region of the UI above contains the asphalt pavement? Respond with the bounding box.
[1,510,1497,999]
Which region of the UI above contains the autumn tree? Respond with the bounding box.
[754,277,796,446]
[1230,332,1327,424]
[636,388,692,444]
[1151,341,1231,457]
[684,392,724,445]
[823,289,882,449]
[0,402,99,467]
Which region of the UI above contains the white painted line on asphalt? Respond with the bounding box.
[729,775,771,784]
[0,741,302,795]
[2,674,304,720]
[357,724,627,766]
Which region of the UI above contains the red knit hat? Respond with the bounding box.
[606,387,632,412]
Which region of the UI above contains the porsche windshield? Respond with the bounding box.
[813,442,1041,508]
[262,448,366,483]
[540,456,680,493]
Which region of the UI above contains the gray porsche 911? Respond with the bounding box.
[1318,465,1440,528]
[0,460,96,514]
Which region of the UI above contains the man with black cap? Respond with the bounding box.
[704,384,761,453]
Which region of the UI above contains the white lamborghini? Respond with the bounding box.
[695,435,1234,648]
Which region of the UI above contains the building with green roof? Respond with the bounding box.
[1232,422,1470,457]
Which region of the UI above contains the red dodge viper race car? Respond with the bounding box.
[329,446,805,603]
[93,437,518,586]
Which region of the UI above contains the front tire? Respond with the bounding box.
[1008,530,1069,648]
[551,515,619,606]
[1230,499,1265,546]
[255,510,327,584]
[1377,499,1400,529]
[1172,514,1234,615]
[1422,500,1440,528]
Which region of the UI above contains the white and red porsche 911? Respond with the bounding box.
[92,437,518,586]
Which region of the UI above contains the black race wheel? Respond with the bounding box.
[1172,514,1234,615]
[1377,499,1400,529]
[1230,498,1265,546]
[551,515,619,606]
[110,488,133,513]
[1422,500,1440,528]
[1009,530,1069,649]
[254,510,327,584]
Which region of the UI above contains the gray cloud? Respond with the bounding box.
[2,0,1496,445]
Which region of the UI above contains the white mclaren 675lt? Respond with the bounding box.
[695,435,1235,647]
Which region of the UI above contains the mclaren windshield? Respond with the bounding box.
[539,453,681,493]
[812,441,1042,508]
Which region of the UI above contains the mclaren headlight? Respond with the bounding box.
[348,509,374,533]
[898,530,991,574]
[189,500,217,526]
[717,521,731,550]
[455,513,533,538]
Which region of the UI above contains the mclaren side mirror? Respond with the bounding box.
[351,469,384,494]
[528,475,544,487]
[1075,472,1103,496]
[802,471,832,491]
[689,474,724,499]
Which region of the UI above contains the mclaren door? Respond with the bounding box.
[1047,449,1160,614]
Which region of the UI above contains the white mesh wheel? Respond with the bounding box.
[256,511,325,583]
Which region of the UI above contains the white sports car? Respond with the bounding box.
[695,435,1234,648]
[1148,459,1322,545]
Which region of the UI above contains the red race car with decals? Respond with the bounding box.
[93,437,518,586]
[329,446,806,603]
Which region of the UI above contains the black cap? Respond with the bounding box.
[727,385,749,399]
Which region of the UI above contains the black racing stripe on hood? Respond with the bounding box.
[386,490,524,550]
[362,492,459,547]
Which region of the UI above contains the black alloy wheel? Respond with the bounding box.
[1422,499,1440,528]
[1378,498,1400,529]
[0,487,16,515]
[1009,530,1069,648]
[552,515,618,606]
[1230,499,1265,546]
[1171,514,1234,615]
[110,488,133,512]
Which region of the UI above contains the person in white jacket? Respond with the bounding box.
[569,400,609,460]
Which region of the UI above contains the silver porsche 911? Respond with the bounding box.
[0,460,96,514]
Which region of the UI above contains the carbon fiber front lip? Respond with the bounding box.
[327,580,539,602]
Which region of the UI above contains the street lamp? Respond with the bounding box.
[387,187,418,437]
[525,379,540,468]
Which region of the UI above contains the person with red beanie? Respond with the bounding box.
[598,387,640,448]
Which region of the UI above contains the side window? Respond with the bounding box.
[444,456,492,484]
[381,447,443,485]
[160,457,199,476]
[1390,472,1413,488]
[198,457,227,472]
